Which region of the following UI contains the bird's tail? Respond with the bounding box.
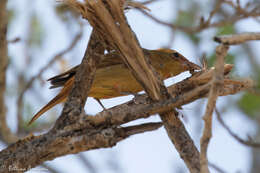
[28,76,74,125]
[28,88,68,126]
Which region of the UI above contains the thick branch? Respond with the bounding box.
[53,30,105,130]
[160,111,200,172]
[0,121,161,173]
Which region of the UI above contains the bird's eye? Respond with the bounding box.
[173,52,179,57]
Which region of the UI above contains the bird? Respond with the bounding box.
[28,48,201,125]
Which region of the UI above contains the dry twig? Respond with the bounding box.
[214,32,260,45]
[216,109,260,148]
[138,1,260,34]
[200,44,228,173]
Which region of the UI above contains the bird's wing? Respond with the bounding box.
[48,51,125,89]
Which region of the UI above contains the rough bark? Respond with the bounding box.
[52,30,105,130]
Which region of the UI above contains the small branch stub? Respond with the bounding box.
[214,32,260,45]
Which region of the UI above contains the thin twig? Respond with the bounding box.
[141,0,159,5]
[138,2,260,34]
[214,32,260,45]
[216,109,260,148]
[200,44,228,173]
[138,9,194,33]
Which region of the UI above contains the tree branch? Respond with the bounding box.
[138,2,260,34]
[216,109,260,148]
[214,32,260,45]
[200,44,228,172]
[0,120,161,173]
[52,30,105,130]
[0,0,19,143]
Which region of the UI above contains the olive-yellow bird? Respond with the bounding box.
[28,48,200,125]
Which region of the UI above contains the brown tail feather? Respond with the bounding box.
[28,76,74,125]
[28,90,67,125]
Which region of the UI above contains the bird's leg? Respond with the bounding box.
[94,98,106,110]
